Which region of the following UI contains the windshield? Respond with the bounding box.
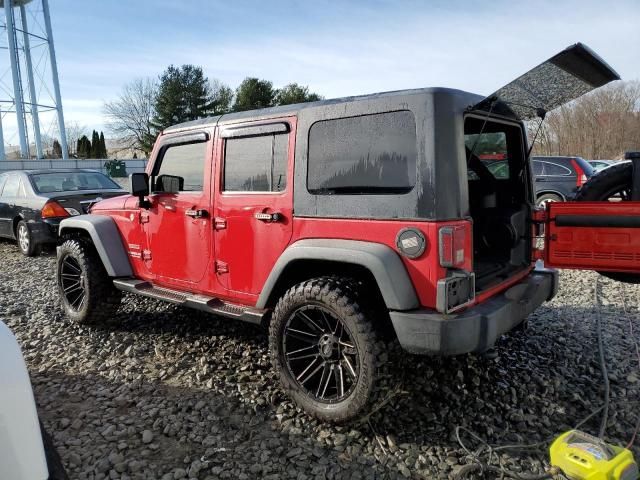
[30,172,121,193]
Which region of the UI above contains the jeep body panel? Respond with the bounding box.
[58,214,132,277]
[256,238,420,310]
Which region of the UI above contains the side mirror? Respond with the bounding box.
[625,151,640,160]
[155,174,183,194]
[129,173,150,207]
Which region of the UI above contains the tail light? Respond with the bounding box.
[570,159,588,187]
[41,200,70,219]
[439,225,466,267]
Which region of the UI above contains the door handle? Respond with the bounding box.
[186,209,208,218]
[254,212,281,222]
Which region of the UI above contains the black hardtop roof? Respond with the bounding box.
[163,87,484,135]
[0,168,103,175]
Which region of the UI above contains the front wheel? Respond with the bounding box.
[269,276,397,423]
[575,162,640,284]
[57,237,122,324]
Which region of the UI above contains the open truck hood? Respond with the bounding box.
[471,43,620,120]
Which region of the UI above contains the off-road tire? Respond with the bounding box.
[575,162,640,284]
[57,237,122,324]
[536,192,563,208]
[269,276,399,423]
[16,220,39,256]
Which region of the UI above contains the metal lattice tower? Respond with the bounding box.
[0,0,67,160]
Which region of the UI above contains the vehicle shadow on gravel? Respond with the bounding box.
[34,369,393,479]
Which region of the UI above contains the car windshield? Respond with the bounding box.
[30,172,121,193]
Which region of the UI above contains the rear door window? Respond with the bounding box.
[223,133,288,192]
[543,162,571,176]
[307,111,417,194]
[532,161,544,175]
[2,175,20,197]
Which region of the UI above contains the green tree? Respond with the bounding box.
[90,130,100,157]
[233,77,276,112]
[77,135,91,158]
[152,64,215,131]
[99,131,108,158]
[52,139,62,158]
[275,83,322,106]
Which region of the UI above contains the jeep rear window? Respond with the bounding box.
[307,111,417,194]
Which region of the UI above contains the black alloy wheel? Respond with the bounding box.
[57,237,122,324]
[59,254,86,312]
[269,276,399,423]
[283,304,360,403]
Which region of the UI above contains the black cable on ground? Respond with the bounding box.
[594,276,610,439]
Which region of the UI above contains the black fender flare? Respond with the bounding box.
[58,215,132,277]
[256,239,419,310]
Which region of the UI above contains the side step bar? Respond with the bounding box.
[112,279,266,325]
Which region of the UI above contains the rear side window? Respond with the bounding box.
[544,162,571,176]
[223,134,288,192]
[2,175,20,197]
[154,142,207,192]
[0,176,6,196]
[307,111,417,194]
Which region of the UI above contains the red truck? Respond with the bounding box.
[55,43,639,423]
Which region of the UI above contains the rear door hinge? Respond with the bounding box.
[140,211,150,224]
[215,261,228,274]
[142,250,152,260]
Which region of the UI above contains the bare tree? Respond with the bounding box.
[531,80,640,159]
[104,78,157,157]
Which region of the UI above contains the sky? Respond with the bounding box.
[2,0,640,146]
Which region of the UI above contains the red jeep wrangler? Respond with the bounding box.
[56,44,638,423]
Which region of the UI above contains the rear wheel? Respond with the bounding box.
[57,237,122,324]
[536,193,563,208]
[575,162,640,283]
[269,276,398,423]
[16,220,39,256]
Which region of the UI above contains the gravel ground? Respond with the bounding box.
[1,239,639,480]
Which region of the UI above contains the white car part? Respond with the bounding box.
[0,321,48,480]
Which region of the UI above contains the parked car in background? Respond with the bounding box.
[588,159,616,172]
[0,169,125,256]
[531,156,594,206]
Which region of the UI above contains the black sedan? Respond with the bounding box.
[0,169,126,256]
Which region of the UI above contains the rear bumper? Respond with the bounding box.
[389,268,558,355]
[29,219,61,245]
